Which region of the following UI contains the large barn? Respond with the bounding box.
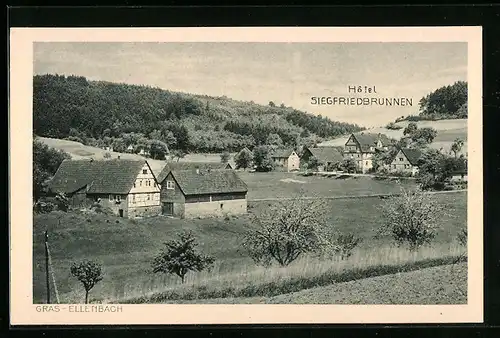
[46,158,161,218]
[159,168,248,219]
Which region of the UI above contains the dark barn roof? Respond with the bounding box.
[168,169,248,196]
[400,148,423,166]
[271,149,296,159]
[349,133,390,152]
[47,159,146,195]
[157,162,233,184]
[304,147,343,164]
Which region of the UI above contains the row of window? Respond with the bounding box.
[392,164,412,169]
[133,179,157,188]
[131,193,160,203]
[108,193,160,203]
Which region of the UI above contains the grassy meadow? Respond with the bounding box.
[33,185,467,304]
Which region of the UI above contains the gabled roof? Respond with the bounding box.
[304,147,343,164]
[271,149,296,158]
[168,169,248,196]
[400,148,423,166]
[47,159,146,195]
[349,133,390,152]
[157,162,233,184]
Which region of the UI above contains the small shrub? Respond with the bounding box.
[385,122,403,130]
[34,200,55,214]
[457,227,467,246]
[332,233,363,260]
[55,192,69,212]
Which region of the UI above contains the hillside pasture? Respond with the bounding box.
[37,137,237,175]
[33,191,466,304]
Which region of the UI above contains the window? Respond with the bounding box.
[115,195,121,202]
[399,158,404,161]
[153,182,156,187]
[147,194,150,201]
[143,169,147,174]
[109,194,113,201]
[393,165,396,169]
[166,181,175,190]
[132,194,135,203]
[365,161,369,166]
[133,182,136,188]
[139,180,142,187]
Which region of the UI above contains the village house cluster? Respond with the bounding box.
[46,131,465,219]
[47,159,247,219]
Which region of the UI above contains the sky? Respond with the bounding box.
[33,42,467,128]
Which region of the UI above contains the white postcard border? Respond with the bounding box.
[9,26,483,325]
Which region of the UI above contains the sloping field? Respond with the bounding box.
[165,262,467,305]
[318,119,467,155]
[37,137,236,175]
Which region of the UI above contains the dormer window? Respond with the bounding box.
[166,181,175,190]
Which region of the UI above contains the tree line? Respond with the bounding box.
[33,74,364,155]
[395,81,467,122]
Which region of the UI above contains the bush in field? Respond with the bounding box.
[33,200,55,214]
[55,192,69,212]
[377,186,443,251]
[340,158,358,173]
[152,230,215,283]
[234,147,253,170]
[385,122,403,130]
[306,155,321,171]
[70,260,104,304]
[332,233,363,260]
[457,227,467,247]
[253,145,275,172]
[220,151,231,164]
[242,197,332,267]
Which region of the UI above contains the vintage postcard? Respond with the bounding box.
[9,27,483,325]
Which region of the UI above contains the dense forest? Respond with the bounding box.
[396,81,468,122]
[33,74,364,154]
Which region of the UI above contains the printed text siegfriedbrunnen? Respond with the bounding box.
[310,85,413,107]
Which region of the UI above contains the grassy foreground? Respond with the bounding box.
[116,246,466,304]
[33,191,467,304]
[163,262,467,305]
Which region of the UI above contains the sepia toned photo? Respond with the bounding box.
[9,27,483,325]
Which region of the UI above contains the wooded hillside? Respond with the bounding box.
[396,81,468,122]
[33,74,364,154]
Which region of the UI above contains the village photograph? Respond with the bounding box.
[32,41,469,306]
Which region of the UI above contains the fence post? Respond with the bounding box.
[44,230,50,304]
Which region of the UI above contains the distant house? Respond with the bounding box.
[103,146,113,152]
[159,169,248,219]
[450,169,468,183]
[47,159,161,218]
[126,144,134,153]
[301,146,343,171]
[389,148,423,176]
[156,162,233,185]
[271,149,300,172]
[343,133,391,173]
